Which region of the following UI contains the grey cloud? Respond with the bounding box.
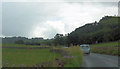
[2,2,117,38]
[67,2,118,7]
[2,2,60,38]
[2,0,120,2]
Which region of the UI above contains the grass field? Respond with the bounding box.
[2,47,62,67]
[90,41,119,56]
[2,44,83,67]
[2,43,49,47]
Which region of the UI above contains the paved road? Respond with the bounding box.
[81,53,119,67]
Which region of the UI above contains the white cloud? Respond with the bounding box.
[2,2,118,39]
[56,2,118,33]
[30,20,65,39]
[2,0,120,2]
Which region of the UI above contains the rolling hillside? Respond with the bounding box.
[68,16,120,45]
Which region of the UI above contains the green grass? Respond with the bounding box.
[2,43,49,47]
[45,46,83,67]
[0,45,1,67]
[63,46,83,67]
[3,47,62,67]
[90,41,119,56]
[91,41,118,47]
[2,43,83,67]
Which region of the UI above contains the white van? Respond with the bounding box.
[80,44,90,54]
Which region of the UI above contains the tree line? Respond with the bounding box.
[53,16,120,46]
[2,16,120,46]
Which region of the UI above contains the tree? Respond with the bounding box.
[67,16,120,45]
[15,40,24,44]
[53,33,67,46]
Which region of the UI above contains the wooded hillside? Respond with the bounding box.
[68,16,120,45]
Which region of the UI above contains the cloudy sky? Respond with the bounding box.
[2,0,119,39]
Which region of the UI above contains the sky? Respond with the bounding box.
[1,0,119,39]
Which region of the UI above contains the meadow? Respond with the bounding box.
[2,44,83,67]
[3,48,62,67]
[2,43,49,48]
[90,41,119,56]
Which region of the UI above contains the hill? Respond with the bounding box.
[68,16,120,45]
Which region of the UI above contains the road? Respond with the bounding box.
[81,53,119,67]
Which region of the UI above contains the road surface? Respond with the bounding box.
[81,53,119,67]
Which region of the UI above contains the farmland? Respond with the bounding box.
[2,41,119,67]
[2,43,49,48]
[3,48,62,67]
[2,44,83,67]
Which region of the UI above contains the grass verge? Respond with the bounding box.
[90,41,120,56]
[63,46,83,67]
